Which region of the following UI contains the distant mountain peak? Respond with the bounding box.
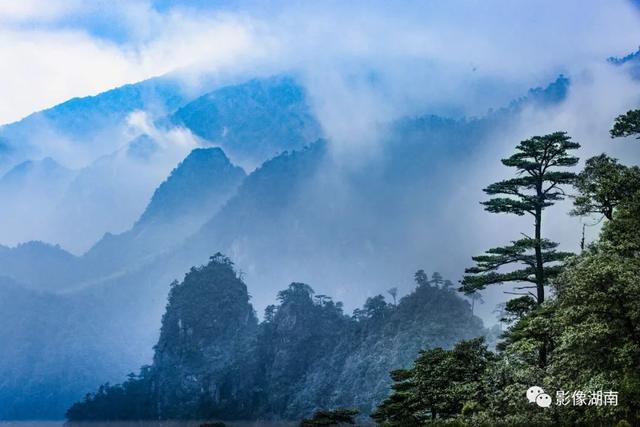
[183,146,232,163]
[138,146,245,226]
[82,146,246,273]
[0,156,74,188]
[607,47,640,65]
[170,75,323,168]
[487,74,571,117]
[526,74,570,104]
[607,47,640,80]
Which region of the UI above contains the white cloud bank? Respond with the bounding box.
[0,2,267,124]
[2,0,640,125]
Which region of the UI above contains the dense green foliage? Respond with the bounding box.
[66,253,259,420]
[372,338,494,425]
[299,409,359,426]
[374,119,640,426]
[66,256,485,421]
[571,154,640,220]
[610,109,640,139]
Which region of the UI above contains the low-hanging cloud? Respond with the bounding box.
[3,0,640,127]
[2,0,640,321]
[0,3,266,125]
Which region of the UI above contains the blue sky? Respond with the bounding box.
[1,0,640,124]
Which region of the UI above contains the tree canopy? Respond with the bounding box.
[462,132,579,305]
[571,154,640,220]
[610,109,640,139]
[376,112,640,426]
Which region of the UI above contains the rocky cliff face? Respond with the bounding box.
[152,254,258,419]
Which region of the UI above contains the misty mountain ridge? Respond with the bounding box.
[0,72,573,297]
[50,141,191,252]
[0,76,190,172]
[508,74,570,110]
[136,147,246,226]
[84,147,246,275]
[0,156,75,187]
[0,157,79,254]
[0,72,573,419]
[126,134,160,160]
[169,75,323,169]
[608,46,640,80]
[0,241,81,293]
[0,75,319,252]
[608,47,640,65]
[178,75,572,308]
[0,157,78,208]
[0,146,246,291]
[0,72,572,297]
[65,254,485,421]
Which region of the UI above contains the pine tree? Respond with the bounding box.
[373,338,493,423]
[430,272,444,288]
[461,132,579,305]
[371,369,421,426]
[387,287,398,305]
[414,269,429,287]
[571,154,640,220]
[468,291,484,315]
[300,409,359,426]
[610,109,640,139]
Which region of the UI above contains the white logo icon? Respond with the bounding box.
[536,393,552,408]
[527,386,545,403]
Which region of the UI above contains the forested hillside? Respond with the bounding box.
[2,1,639,423]
[66,255,484,421]
[66,108,640,426]
[371,110,640,426]
[0,74,573,420]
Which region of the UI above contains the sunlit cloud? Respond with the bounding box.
[0,0,83,23]
[2,0,640,126]
[0,3,266,124]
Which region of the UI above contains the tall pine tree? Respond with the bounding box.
[461,132,579,305]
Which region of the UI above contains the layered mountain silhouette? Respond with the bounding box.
[84,147,246,275]
[170,76,322,169]
[0,76,189,172]
[0,157,77,250]
[65,255,484,421]
[0,73,571,419]
[0,147,246,291]
[0,75,321,252]
[0,242,81,292]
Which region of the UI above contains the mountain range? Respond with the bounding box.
[0,75,322,252]
[0,70,572,419]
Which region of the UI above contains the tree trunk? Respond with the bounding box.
[535,182,547,368]
[534,208,544,304]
